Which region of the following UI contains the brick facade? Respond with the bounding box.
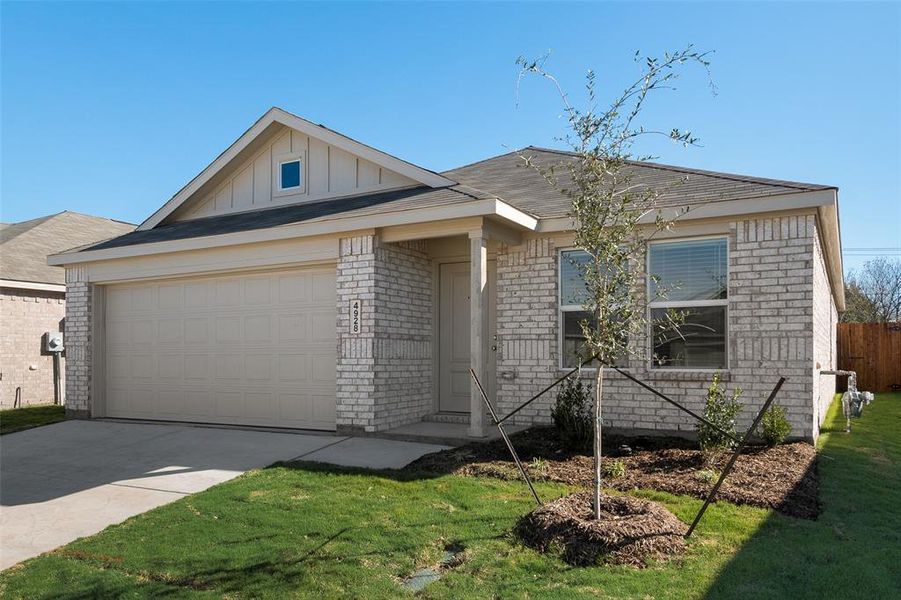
[0,287,66,407]
[60,213,838,440]
[63,268,92,417]
[495,214,833,441]
[336,235,433,433]
[812,231,838,426]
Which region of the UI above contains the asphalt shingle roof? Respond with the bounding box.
[87,185,491,251]
[0,212,134,284]
[442,147,835,219]
[63,147,835,255]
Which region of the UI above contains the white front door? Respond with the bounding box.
[438,261,496,413]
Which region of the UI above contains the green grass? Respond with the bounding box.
[0,404,66,435]
[1,395,899,599]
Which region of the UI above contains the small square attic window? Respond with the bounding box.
[279,159,302,190]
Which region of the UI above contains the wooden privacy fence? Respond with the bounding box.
[837,322,901,393]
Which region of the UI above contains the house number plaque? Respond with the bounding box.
[350,299,362,334]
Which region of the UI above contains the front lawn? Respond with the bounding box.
[0,405,66,435]
[1,394,898,599]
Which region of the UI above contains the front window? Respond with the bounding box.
[559,250,597,368]
[648,237,728,369]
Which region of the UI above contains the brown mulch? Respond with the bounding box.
[514,492,687,567]
[405,427,819,519]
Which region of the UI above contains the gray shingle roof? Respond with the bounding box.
[86,185,491,251]
[1,212,134,284]
[442,147,835,218]
[62,147,836,256]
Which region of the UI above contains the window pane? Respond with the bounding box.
[649,238,727,302]
[562,310,595,368]
[560,250,591,305]
[651,306,726,368]
[280,160,301,189]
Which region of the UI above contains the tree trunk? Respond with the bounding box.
[593,365,604,520]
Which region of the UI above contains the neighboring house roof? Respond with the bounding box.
[0,211,134,285]
[444,147,836,219]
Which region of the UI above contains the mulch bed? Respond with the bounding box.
[406,427,819,519]
[515,492,687,567]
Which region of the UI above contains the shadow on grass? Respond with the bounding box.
[702,393,901,599]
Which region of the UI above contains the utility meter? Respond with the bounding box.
[44,331,64,353]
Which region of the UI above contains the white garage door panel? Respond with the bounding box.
[105,268,337,430]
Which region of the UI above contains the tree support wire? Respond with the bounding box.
[469,369,543,507]
[471,359,786,537]
[601,362,741,446]
[685,377,786,538]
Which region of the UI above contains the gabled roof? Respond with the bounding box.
[0,212,134,285]
[444,147,836,218]
[139,107,456,231]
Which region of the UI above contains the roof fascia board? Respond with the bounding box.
[49,199,536,267]
[138,108,455,232]
[817,203,846,311]
[0,279,66,293]
[536,189,837,232]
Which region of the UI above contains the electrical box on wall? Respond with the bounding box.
[44,331,64,353]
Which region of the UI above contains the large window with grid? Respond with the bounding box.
[648,237,728,369]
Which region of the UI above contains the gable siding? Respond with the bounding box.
[176,127,417,222]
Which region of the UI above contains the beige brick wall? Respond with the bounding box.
[812,229,838,426]
[336,235,432,433]
[64,268,92,417]
[0,287,66,407]
[495,214,829,441]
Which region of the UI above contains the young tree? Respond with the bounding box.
[518,48,712,519]
[843,257,901,322]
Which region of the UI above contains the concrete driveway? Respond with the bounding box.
[0,420,448,570]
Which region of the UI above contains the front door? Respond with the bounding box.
[438,261,496,413]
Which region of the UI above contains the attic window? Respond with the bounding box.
[279,159,302,190]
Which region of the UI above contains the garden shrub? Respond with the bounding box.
[697,373,743,452]
[760,404,792,446]
[603,459,626,479]
[552,375,593,451]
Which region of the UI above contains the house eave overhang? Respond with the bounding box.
[137,107,456,232]
[536,187,845,310]
[48,199,537,267]
[0,278,66,293]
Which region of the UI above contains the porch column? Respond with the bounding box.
[469,232,489,438]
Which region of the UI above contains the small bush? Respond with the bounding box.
[695,468,719,484]
[760,404,792,446]
[551,375,593,451]
[603,459,626,479]
[697,373,743,452]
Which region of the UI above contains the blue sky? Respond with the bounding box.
[2,1,898,273]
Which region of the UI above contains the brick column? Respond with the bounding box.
[64,267,92,418]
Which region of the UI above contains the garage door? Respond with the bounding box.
[104,267,337,430]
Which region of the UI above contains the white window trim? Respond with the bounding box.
[646,234,729,372]
[273,151,306,197]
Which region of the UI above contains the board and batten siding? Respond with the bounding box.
[176,127,417,221]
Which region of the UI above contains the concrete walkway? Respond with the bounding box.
[0,420,448,570]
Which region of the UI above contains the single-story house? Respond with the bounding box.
[1,211,134,407]
[49,108,843,441]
